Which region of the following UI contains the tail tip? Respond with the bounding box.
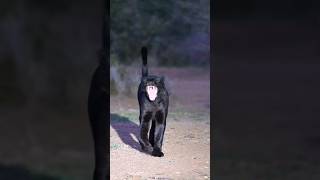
[141,46,147,56]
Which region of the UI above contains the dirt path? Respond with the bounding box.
[110,118,210,180]
[110,67,210,180]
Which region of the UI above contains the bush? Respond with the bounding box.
[110,0,210,66]
[110,64,139,96]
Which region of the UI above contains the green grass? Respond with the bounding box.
[111,112,138,123]
[169,110,209,121]
[111,109,209,123]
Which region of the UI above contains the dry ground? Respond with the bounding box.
[110,67,210,180]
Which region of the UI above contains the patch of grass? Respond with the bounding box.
[112,109,209,123]
[169,110,209,121]
[111,112,138,123]
[110,144,122,150]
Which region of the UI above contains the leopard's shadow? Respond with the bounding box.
[110,113,142,152]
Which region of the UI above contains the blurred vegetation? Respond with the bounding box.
[110,64,138,96]
[111,0,210,66]
[110,0,209,96]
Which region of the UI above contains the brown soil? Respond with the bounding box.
[110,120,210,180]
[110,67,210,180]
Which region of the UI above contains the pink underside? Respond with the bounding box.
[146,86,158,101]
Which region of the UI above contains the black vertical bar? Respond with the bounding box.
[88,0,110,179]
[105,0,110,178]
[100,0,109,68]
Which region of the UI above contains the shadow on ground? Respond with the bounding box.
[110,113,141,152]
[0,164,59,180]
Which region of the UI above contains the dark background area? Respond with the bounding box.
[0,0,103,179]
[213,0,320,179]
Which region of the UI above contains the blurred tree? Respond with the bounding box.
[111,0,210,66]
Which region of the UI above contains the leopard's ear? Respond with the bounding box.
[142,77,147,84]
[156,76,165,86]
[160,76,165,83]
[155,76,162,83]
